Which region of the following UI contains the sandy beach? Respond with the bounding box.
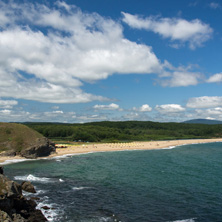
[1,138,222,165]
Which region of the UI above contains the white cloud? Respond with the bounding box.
[133,104,152,112]
[161,71,201,87]
[51,106,60,110]
[0,99,18,109]
[93,103,121,111]
[0,109,11,115]
[0,1,163,104]
[158,63,203,87]
[207,73,222,83]
[209,2,221,9]
[187,96,222,108]
[122,12,213,49]
[195,107,222,119]
[155,104,185,113]
[52,110,64,114]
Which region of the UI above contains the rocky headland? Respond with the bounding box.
[0,166,47,222]
[0,123,55,159]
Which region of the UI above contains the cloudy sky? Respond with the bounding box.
[0,0,222,123]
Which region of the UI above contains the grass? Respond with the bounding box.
[0,122,43,153]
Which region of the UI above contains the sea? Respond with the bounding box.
[3,142,222,222]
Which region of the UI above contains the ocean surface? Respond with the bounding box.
[4,142,222,222]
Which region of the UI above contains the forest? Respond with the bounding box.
[23,121,222,143]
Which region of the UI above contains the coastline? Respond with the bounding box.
[1,138,222,165]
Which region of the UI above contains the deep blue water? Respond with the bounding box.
[4,142,222,222]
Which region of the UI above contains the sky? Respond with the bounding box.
[0,0,222,123]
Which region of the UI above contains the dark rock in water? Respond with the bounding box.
[0,166,3,174]
[21,181,36,194]
[41,206,50,210]
[20,138,55,159]
[30,197,40,201]
[0,173,47,221]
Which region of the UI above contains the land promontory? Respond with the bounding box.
[0,123,55,159]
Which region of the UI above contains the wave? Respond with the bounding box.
[72,186,91,191]
[36,197,63,222]
[0,158,35,165]
[22,189,47,197]
[170,218,196,222]
[162,146,177,150]
[14,174,52,183]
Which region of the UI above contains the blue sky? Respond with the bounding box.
[0,0,222,123]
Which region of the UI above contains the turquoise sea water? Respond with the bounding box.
[4,142,222,222]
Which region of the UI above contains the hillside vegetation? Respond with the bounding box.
[0,122,43,153]
[183,119,222,125]
[24,121,222,142]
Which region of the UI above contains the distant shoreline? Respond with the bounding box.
[1,138,222,165]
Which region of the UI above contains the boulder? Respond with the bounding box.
[20,138,55,159]
[0,210,12,222]
[0,174,47,221]
[0,167,3,174]
[21,182,36,194]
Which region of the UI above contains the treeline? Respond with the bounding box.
[23,121,222,142]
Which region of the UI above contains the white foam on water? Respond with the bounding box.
[162,146,177,150]
[0,158,35,165]
[72,186,91,191]
[36,200,61,222]
[14,174,52,183]
[98,217,111,222]
[59,178,64,182]
[170,218,196,222]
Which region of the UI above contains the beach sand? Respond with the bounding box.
[1,138,222,164]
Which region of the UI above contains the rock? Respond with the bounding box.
[12,213,26,222]
[0,210,12,222]
[41,206,50,210]
[30,197,40,201]
[0,174,47,221]
[20,138,55,159]
[0,166,3,174]
[21,182,36,194]
[0,150,16,157]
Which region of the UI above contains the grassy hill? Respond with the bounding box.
[0,122,43,153]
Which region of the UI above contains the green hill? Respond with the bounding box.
[24,121,222,142]
[0,122,44,154]
[183,119,222,125]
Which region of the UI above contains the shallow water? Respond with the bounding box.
[4,142,222,222]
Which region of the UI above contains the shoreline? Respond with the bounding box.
[1,138,222,165]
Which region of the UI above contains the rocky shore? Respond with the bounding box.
[0,166,47,222]
[0,138,56,160]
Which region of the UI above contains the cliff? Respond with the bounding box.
[0,167,47,221]
[0,123,55,159]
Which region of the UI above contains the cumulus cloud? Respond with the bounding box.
[195,107,222,119]
[122,12,213,49]
[158,63,203,87]
[0,99,18,109]
[93,103,121,111]
[0,1,162,104]
[187,96,222,108]
[155,104,185,113]
[160,71,202,87]
[207,73,222,83]
[133,104,152,112]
